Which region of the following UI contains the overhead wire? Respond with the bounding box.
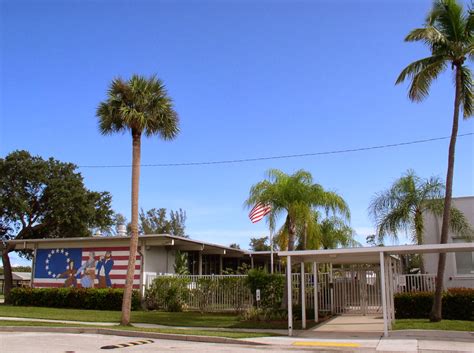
[77,132,474,168]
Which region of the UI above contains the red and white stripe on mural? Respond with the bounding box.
[33,246,141,289]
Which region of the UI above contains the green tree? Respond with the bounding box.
[318,216,359,250]
[97,74,180,325]
[0,150,113,298]
[369,170,472,273]
[245,169,349,252]
[249,236,271,251]
[229,243,241,249]
[174,251,189,275]
[395,0,473,321]
[275,211,357,250]
[139,208,187,237]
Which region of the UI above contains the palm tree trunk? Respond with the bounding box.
[430,64,462,322]
[287,215,296,251]
[121,131,141,326]
[414,210,425,274]
[303,221,308,250]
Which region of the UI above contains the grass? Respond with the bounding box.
[0,305,296,329]
[0,320,275,339]
[394,319,474,332]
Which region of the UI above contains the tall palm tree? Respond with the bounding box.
[396,0,473,321]
[97,75,179,325]
[369,170,472,273]
[245,169,350,251]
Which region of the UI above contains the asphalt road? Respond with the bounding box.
[2,332,474,353]
[0,333,316,353]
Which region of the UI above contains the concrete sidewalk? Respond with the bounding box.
[246,336,474,352]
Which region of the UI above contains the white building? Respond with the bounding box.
[423,196,474,288]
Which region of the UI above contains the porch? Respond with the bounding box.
[279,242,474,337]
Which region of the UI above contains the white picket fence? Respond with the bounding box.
[144,272,437,313]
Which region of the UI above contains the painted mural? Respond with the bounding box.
[33,247,140,289]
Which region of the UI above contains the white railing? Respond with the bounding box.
[146,271,384,315]
[395,274,437,293]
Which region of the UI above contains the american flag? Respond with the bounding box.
[33,246,141,289]
[249,203,271,223]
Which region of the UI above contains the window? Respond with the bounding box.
[454,239,474,275]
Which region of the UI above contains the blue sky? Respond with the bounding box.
[1,0,473,266]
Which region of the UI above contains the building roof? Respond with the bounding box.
[7,234,250,257]
[0,272,31,281]
[278,242,474,264]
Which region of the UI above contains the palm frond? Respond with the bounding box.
[428,0,466,42]
[405,27,448,46]
[408,59,447,101]
[449,207,474,240]
[96,74,179,139]
[459,65,474,118]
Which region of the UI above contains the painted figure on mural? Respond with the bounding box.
[77,251,96,288]
[57,260,78,287]
[96,251,114,288]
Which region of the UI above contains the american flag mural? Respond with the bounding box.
[33,247,141,289]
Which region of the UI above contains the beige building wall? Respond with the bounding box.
[143,247,176,275]
[423,196,474,288]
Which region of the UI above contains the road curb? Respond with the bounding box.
[0,326,267,346]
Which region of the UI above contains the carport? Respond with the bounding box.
[278,242,474,337]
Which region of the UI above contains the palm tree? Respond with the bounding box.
[97,75,179,325]
[318,215,359,250]
[395,0,473,321]
[245,169,350,251]
[369,170,472,273]
[274,211,358,251]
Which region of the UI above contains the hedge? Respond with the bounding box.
[245,269,285,310]
[394,288,474,321]
[9,287,140,311]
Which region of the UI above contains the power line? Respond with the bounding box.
[78,132,474,168]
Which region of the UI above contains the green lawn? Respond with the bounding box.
[0,320,273,339]
[394,319,474,332]
[0,305,297,329]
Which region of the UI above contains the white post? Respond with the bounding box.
[313,262,318,323]
[388,257,395,329]
[140,244,146,297]
[270,229,274,274]
[380,251,388,337]
[301,262,306,329]
[287,256,293,336]
[198,252,203,275]
[329,263,334,314]
[251,255,254,269]
[219,255,223,275]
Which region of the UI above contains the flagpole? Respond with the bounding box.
[270,228,274,274]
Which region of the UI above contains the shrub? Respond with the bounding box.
[216,276,248,313]
[145,276,190,312]
[246,269,285,310]
[192,277,217,313]
[9,287,140,311]
[394,288,474,320]
[239,307,287,321]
